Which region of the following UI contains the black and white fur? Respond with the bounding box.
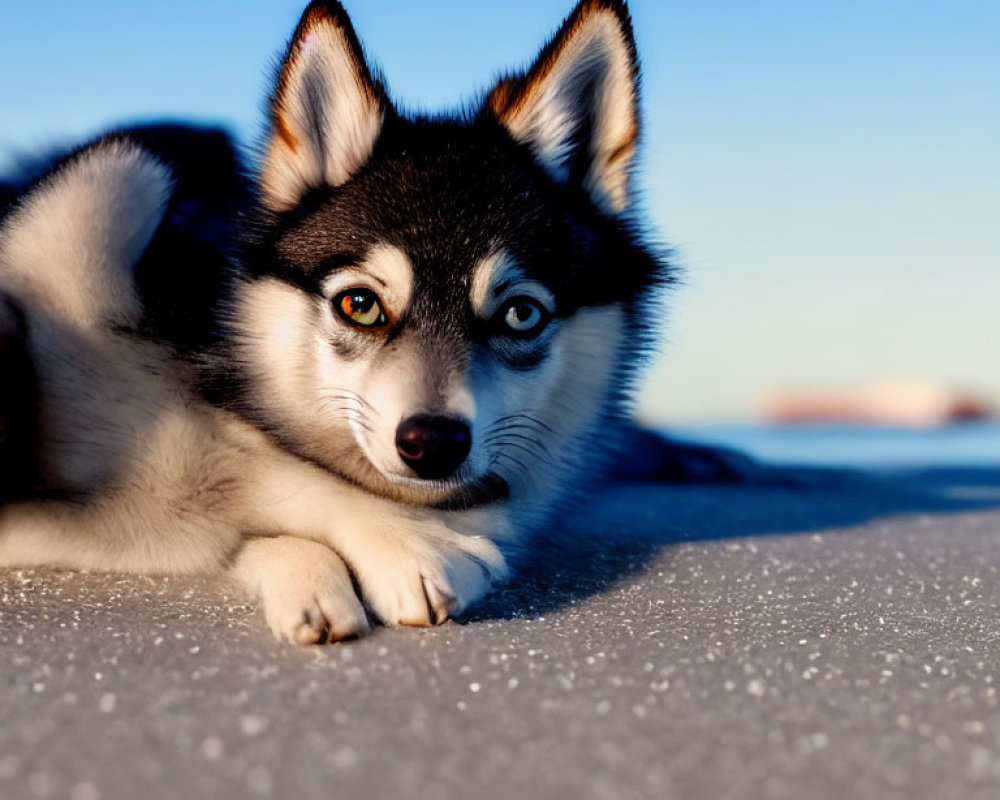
[0,0,667,643]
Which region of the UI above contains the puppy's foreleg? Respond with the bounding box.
[246,461,511,629]
[0,498,370,644]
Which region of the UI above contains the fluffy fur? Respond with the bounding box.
[0,0,668,643]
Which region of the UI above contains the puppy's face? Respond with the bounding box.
[231,1,663,508]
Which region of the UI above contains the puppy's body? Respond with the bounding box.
[0,141,508,639]
[0,0,668,642]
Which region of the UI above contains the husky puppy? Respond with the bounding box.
[0,0,667,643]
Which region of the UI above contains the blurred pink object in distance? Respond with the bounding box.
[763,381,994,427]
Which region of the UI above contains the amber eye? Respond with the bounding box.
[496,297,550,338]
[334,289,388,328]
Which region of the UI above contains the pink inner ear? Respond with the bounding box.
[300,27,321,54]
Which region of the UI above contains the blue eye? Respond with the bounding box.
[497,298,549,337]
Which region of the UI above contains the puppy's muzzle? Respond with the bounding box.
[395,415,472,480]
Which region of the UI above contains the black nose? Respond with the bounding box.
[395,415,472,480]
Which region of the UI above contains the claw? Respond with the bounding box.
[423,577,457,625]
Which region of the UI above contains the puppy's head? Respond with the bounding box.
[230,0,667,508]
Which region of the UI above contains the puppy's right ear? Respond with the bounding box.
[261,1,387,211]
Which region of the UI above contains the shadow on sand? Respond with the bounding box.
[464,463,1000,623]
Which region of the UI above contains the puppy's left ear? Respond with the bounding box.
[487,0,640,214]
[262,1,388,211]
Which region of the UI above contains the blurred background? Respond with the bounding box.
[1,1,997,441]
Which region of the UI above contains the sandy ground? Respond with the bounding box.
[1,465,999,800]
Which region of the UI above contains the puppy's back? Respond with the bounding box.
[0,141,172,330]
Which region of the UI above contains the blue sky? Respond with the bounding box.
[2,1,997,421]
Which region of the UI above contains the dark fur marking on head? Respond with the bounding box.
[250,114,666,321]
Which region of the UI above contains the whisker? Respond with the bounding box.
[318,388,379,415]
[489,440,553,466]
[482,428,552,451]
[482,431,552,452]
[490,452,532,479]
[490,412,555,435]
[315,399,377,433]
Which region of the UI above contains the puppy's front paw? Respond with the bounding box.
[351,532,509,628]
[233,536,369,644]
[263,562,369,645]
